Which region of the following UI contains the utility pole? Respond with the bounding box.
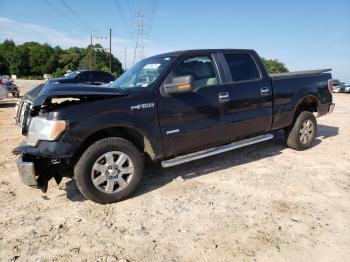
[109,28,112,73]
[133,11,145,65]
[124,46,127,71]
[89,34,92,70]
[89,30,111,72]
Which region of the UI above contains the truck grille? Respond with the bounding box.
[14,100,32,134]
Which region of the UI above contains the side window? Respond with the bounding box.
[223,53,260,82]
[103,72,115,82]
[92,72,104,83]
[172,55,218,88]
[78,72,90,83]
[76,73,84,82]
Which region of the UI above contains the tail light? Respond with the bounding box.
[328,79,334,93]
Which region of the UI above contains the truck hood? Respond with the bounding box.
[26,82,127,107]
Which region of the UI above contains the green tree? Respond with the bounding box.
[7,45,30,76]
[53,67,65,78]
[78,44,124,76]
[0,55,9,74]
[332,79,342,86]
[0,39,135,77]
[0,39,15,75]
[59,47,86,71]
[261,57,289,74]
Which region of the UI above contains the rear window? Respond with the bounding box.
[223,53,260,82]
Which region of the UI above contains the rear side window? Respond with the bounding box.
[223,53,260,82]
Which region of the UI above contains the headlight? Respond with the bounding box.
[27,117,67,146]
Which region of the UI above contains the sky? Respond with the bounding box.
[0,0,349,82]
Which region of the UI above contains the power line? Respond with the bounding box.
[83,0,108,29]
[58,0,100,34]
[114,0,133,38]
[147,0,159,38]
[126,0,133,16]
[42,0,90,34]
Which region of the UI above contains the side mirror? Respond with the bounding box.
[164,75,194,95]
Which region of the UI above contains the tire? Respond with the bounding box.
[285,111,317,150]
[74,137,144,204]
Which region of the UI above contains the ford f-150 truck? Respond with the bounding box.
[13,49,335,204]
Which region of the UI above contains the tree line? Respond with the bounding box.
[0,39,124,78]
[0,39,291,79]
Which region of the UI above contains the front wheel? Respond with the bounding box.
[285,111,317,150]
[74,137,144,204]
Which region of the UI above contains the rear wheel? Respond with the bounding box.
[74,137,144,204]
[285,111,317,150]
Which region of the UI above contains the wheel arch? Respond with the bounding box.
[73,125,157,163]
[293,94,320,122]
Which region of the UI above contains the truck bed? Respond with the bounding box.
[270,68,333,131]
[270,69,332,79]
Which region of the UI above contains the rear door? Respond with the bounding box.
[220,52,273,140]
[156,53,229,156]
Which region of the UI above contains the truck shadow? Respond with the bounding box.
[63,124,339,202]
[317,124,339,139]
[132,124,339,199]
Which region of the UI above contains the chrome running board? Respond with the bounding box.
[161,134,274,168]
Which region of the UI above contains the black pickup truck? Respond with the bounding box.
[13,49,335,204]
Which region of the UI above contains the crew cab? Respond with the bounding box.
[13,49,335,204]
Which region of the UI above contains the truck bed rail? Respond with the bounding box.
[270,68,332,79]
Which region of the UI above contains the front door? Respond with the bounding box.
[156,54,229,156]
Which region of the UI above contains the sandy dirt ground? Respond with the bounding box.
[0,80,349,262]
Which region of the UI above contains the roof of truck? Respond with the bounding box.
[149,49,256,58]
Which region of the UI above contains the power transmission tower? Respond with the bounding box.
[133,11,145,65]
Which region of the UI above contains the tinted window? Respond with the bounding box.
[101,72,114,82]
[172,55,218,88]
[224,53,260,82]
[77,72,91,82]
[91,71,111,83]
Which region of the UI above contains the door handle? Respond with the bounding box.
[218,92,230,103]
[260,87,270,96]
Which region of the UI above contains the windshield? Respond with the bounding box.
[111,56,175,89]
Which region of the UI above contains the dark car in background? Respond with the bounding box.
[48,70,115,85]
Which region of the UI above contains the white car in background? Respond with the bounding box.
[333,84,350,93]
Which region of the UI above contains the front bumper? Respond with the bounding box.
[16,157,38,187]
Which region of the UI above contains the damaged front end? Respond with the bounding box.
[13,83,126,192]
[14,153,72,192]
